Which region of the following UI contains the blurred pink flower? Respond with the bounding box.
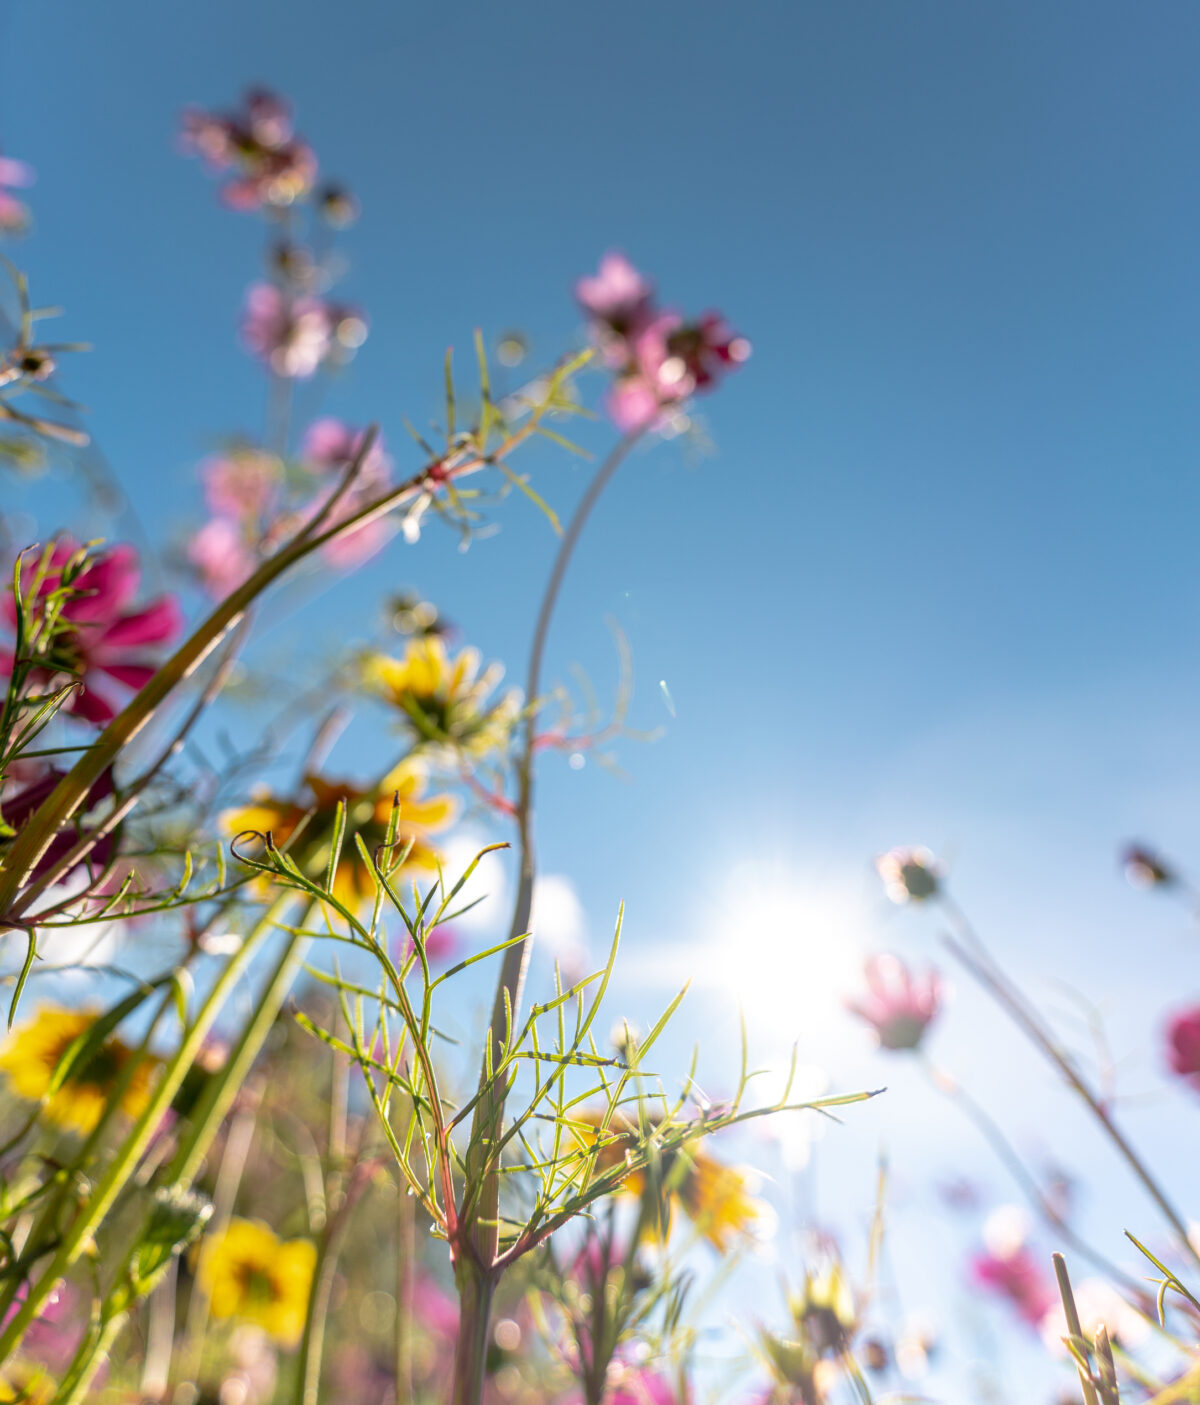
[971,1245,1055,1327]
[302,418,392,480]
[3,542,182,725]
[0,152,34,233]
[846,953,941,1052]
[576,253,655,367]
[1,764,115,884]
[241,284,333,379]
[200,448,281,519]
[1166,1005,1200,1091]
[576,253,748,433]
[241,286,367,379]
[181,88,316,211]
[412,1273,459,1339]
[607,1368,680,1405]
[187,517,257,599]
[403,924,458,966]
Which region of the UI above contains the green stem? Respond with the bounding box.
[450,1262,495,1405]
[294,1178,359,1405]
[51,1310,128,1405]
[0,896,292,1364]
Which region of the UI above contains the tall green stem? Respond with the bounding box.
[451,1262,495,1405]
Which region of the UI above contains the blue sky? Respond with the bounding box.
[5,1,1200,1397]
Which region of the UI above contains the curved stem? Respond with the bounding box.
[487,430,641,1074]
[923,1056,1150,1303]
[940,897,1200,1273]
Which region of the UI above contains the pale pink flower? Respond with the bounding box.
[575,252,655,367]
[0,152,34,233]
[3,542,182,725]
[846,954,941,1052]
[1166,1005,1200,1091]
[301,418,392,481]
[971,1244,1055,1328]
[242,284,333,379]
[200,449,281,519]
[187,517,257,599]
[632,311,750,401]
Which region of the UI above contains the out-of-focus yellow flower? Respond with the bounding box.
[0,1005,155,1136]
[568,1112,761,1252]
[0,1371,54,1404]
[224,759,456,910]
[198,1217,316,1347]
[359,638,521,760]
[790,1263,858,1354]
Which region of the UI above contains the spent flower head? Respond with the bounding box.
[875,846,940,904]
[180,88,317,211]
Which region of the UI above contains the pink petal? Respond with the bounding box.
[70,683,116,725]
[64,544,141,623]
[97,597,183,649]
[94,661,157,691]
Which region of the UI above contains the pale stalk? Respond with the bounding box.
[941,898,1200,1274]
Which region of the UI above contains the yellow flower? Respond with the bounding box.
[569,1112,761,1252]
[224,758,457,910]
[0,1370,53,1404]
[198,1217,315,1347]
[0,1005,156,1136]
[359,638,521,759]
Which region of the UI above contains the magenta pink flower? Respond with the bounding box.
[971,1245,1056,1327]
[181,88,316,211]
[607,1369,681,1405]
[3,542,183,725]
[846,954,941,1052]
[199,448,281,519]
[1,764,116,885]
[1166,1005,1200,1091]
[576,253,748,433]
[187,517,257,599]
[0,152,34,234]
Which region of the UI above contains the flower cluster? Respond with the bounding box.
[180,88,317,212]
[576,253,750,432]
[241,282,367,379]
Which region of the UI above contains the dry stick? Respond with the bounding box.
[941,905,1200,1275]
[925,1058,1150,1304]
[1053,1252,1102,1405]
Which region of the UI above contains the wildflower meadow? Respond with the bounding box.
[1,6,1199,1405]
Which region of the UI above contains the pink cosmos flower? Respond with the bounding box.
[3,542,182,725]
[575,254,748,433]
[605,1368,680,1405]
[1,765,115,885]
[242,285,367,379]
[403,924,458,967]
[302,418,392,480]
[971,1245,1055,1327]
[242,283,334,379]
[1166,1005,1200,1091]
[187,517,257,599]
[181,89,316,211]
[200,448,281,519]
[575,253,655,366]
[846,954,941,1052]
[0,152,34,234]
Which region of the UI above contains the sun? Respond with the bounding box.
[688,859,872,1041]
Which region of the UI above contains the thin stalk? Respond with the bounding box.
[396,1187,415,1405]
[51,1309,127,1405]
[294,1174,363,1405]
[941,899,1200,1274]
[464,433,640,1282]
[924,1057,1149,1303]
[1053,1253,1101,1405]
